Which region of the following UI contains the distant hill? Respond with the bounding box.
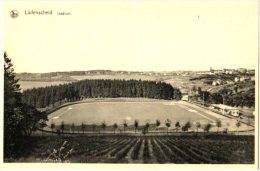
[15,70,163,81]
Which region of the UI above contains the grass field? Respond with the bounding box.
[46,99,251,133]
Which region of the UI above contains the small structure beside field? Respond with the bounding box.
[211,104,240,117]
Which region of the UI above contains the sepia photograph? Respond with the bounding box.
[1,1,258,170]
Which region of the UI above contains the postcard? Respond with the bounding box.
[1,1,258,170]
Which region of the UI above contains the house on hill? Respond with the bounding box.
[234,77,240,82]
[227,80,235,85]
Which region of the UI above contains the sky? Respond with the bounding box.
[2,1,258,73]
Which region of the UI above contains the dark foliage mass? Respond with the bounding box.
[4,52,48,158]
[189,86,255,109]
[22,79,182,108]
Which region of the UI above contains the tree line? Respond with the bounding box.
[49,117,245,136]
[22,79,182,109]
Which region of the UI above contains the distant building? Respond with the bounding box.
[216,79,223,85]
[240,76,251,81]
[237,68,247,73]
[181,95,189,101]
[212,81,218,86]
[211,104,239,116]
[227,80,235,85]
[234,77,240,82]
[247,69,255,74]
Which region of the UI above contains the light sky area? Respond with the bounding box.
[2,1,258,73]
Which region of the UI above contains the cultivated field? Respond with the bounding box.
[46,99,251,133]
[14,135,254,164]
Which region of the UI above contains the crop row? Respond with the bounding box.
[35,136,254,164]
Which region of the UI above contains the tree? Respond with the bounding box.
[71,123,75,134]
[123,120,128,133]
[3,52,47,159]
[4,52,23,157]
[113,123,118,134]
[204,123,211,136]
[173,89,182,100]
[181,125,188,133]
[175,121,180,132]
[51,122,55,135]
[101,121,106,134]
[195,122,200,135]
[61,121,65,135]
[156,119,161,130]
[226,122,230,134]
[165,119,171,135]
[18,104,48,136]
[236,120,241,134]
[81,122,85,133]
[134,119,139,134]
[216,119,222,134]
[185,121,191,134]
[38,121,47,136]
[145,120,150,133]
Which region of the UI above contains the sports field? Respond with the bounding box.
[46,99,251,133]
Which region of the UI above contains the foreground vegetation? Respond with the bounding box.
[5,135,254,164]
[4,52,48,158]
